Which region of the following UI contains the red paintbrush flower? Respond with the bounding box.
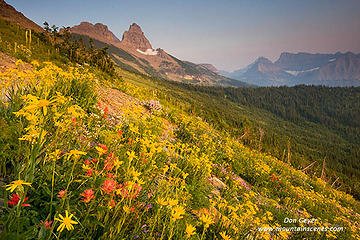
[98,144,108,154]
[104,106,109,115]
[108,199,116,208]
[57,190,66,198]
[101,179,117,195]
[117,182,142,199]
[103,159,114,171]
[8,193,30,207]
[41,220,53,230]
[106,173,115,179]
[85,168,93,176]
[80,189,95,203]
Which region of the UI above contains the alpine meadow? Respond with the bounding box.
[0,0,360,239]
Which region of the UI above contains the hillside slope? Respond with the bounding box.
[0,0,43,32]
[118,69,360,199]
[1,56,360,239]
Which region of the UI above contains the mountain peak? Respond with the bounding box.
[255,56,272,64]
[129,23,142,32]
[198,64,219,73]
[121,23,152,51]
[67,22,120,44]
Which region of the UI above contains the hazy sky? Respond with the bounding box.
[9,0,360,71]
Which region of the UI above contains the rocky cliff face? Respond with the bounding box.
[294,52,360,86]
[238,57,293,86]
[198,64,219,73]
[120,23,152,51]
[0,0,43,32]
[274,52,341,71]
[68,22,120,45]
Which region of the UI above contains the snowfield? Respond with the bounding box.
[285,67,320,76]
[136,49,158,55]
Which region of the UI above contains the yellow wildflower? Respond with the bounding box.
[220,231,232,240]
[49,149,62,160]
[30,60,39,67]
[130,168,141,180]
[162,165,169,174]
[53,92,67,104]
[67,105,84,118]
[182,172,189,179]
[200,213,214,228]
[95,146,107,156]
[114,158,124,170]
[55,210,78,232]
[15,59,24,66]
[157,197,168,206]
[37,99,51,115]
[123,205,131,214]
[82,164,90,170]
[6,179,32,192]
[65,149,87,160]
[185,223,196,238]
[171,205,185,220]
[127,151,136,161]
[167,198,178,207]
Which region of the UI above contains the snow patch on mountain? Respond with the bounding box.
[285,67,320,76]
[136,49,158,56]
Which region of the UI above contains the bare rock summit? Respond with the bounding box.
[67,22,120,45]
[120,23,152,51]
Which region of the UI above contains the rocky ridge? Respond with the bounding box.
[68,22,120,45]
[0,0,43,32]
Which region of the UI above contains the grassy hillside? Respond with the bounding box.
[1,18,360,239]
[115,70,360,199]
[0,18,67,64]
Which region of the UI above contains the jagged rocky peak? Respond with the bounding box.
[68,21,120,44]
[246,56,286,74]
[121,23,152,51]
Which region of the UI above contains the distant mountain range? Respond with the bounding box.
[222,52,360,86]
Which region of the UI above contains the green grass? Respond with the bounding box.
[0,18,68,65]
[117,68,360,199]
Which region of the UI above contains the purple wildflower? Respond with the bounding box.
[146,203,152,210]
